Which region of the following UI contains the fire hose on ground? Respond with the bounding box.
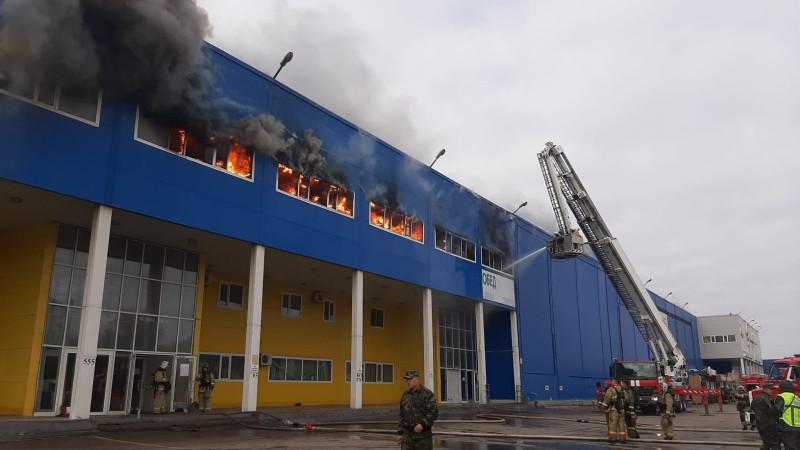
[219,411,761,447]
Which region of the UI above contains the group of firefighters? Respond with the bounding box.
[600,379,800,448]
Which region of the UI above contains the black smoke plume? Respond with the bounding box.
[0,0,344,188]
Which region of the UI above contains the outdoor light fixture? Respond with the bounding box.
[429,149,446,168]
[682,302,689,309]
[644,278,652,286]
[273,51,294,79]
[509,202,528,220]
[664,292,672,299]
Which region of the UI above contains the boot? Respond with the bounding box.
[742,423,748,430]
[750,423,755,430]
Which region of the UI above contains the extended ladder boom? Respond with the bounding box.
[538,142,685,372]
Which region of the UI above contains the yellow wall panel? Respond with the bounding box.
[0,224,57,416]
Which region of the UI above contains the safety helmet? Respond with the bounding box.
[738,386,745,392]
[160,360,170,369]
[202,363,209,369]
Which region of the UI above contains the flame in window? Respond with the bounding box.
[370,202,423,242]
[277,164,353,216]
[227,140,252,178]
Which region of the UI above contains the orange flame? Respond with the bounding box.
[227,141,252,178]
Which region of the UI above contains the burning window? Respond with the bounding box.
[435,227,476,261]
[369,202,423,242]
[481,247,512,275]
[276,164,354,217]
[134,109,253,179]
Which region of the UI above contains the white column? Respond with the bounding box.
[242,244,265,411]
[70,205,112,419]
[350,270,364,409]
[510,311,522,402]
[423,288,435,393]
[475,302,488,404]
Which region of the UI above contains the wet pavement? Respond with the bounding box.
[0,402,766,449]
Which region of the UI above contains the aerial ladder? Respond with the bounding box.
[537,142,685,374]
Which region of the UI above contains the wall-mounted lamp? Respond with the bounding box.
[664,292,672,299]
[644,278,652,286]
[430,149,446,168]
[273,51,294,79]
[682,302,689,309]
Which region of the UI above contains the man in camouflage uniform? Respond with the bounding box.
[600,379,627,443]
[397,370,438,449]
[622,380,640,438]
[751,383,780,450]
[735,385,752,430]
[657,382,675,440]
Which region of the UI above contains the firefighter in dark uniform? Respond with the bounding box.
[657,381,675,440]
[735,385,752,430]
[751,383,780,450]
[622,380,640,438]
[195,362,216,412]
[775,381,800,450]
[600,379,627,443]
[397,370,438,450]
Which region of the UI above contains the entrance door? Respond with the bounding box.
[445,369,461,402]
[89,351,113,414]
[131,355,176,414]
[172,356,196,412]
[107,352,130,414]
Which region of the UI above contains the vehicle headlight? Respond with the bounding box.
[652,397,658,402]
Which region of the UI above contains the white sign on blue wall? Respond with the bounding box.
[481,270,515,307]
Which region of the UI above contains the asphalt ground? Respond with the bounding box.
[0,402,767,449]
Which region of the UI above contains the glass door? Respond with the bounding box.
[33,347,62,415]
[107,352,131,414]
[90,351,112,414]
[172,355,196,412]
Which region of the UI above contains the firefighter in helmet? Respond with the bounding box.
[152,360,171,414]
[600,379,628,443]
[734,385,752,430]
[657,381,675,440]
[622,380,640,438]
[195,362,216,412]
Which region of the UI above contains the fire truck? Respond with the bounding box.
[747,354,800,399]
[538,142,719,412]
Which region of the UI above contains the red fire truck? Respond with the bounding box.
[747,355,800,399]
[539,143,719,412]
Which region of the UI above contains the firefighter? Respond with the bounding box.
[152,360,171,414]
[600,379,627,443]
[195,363,216,412]
[657,382,675,440]
[735,385,752,430]
[622,380,640,438]
[751,383,780,450]
[775,381,800,450]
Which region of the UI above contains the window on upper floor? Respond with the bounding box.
[481,247,512,275]
[435,227,476,261]
[702,334,737,344]
[134,107,254,180]
[0,77,102,126]
[369,307,385,328]
[323,299,336,323]
[276,164,354,217]
[369,202,423,242]
[281,292,302,318]
[218,282,244,310]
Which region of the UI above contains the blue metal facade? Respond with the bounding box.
[0,43,702,400]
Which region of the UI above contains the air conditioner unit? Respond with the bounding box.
[312,292,326,303]
[259,354,272,366]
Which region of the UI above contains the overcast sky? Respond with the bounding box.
[196,0,799,360]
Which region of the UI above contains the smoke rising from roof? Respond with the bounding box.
[0,0,344,187]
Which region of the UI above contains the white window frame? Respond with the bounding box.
[267,356,333,383]
[368,202,424,244]
[275,164,355,218]
[481,246,513,275]
[434,227,476,262]
[345,361,394,384]
[281,292,303,318]
[133,106,255,182]
[0,81,102,126]
[323,299,336,323]
[198,352,246,381]
[218,281,245,310]
[369,307,385,329]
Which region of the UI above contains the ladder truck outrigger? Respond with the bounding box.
[538,142,719,412]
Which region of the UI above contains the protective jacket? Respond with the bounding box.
[196,370,216,393]
[397,385,438,435]
[601,385,624,412]
[735,391,750,412]
[777,392,800,428]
